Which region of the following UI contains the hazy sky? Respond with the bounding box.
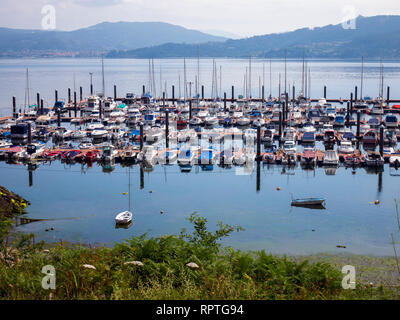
[1,0,400,37]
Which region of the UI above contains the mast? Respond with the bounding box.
[249,56,252,99]
[284,49,287,94]
[184,58,187,101]
[219,65,222,98]
[25,68,30,108]
[269,59,272,98]
[360,56,364,101]
[301,51,305,96]
[197,45,200,97]
[101,55,105,97]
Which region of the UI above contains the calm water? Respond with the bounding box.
[1,58,400,256]
[1,58,400,115]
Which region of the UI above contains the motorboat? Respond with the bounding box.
[291,198,325,207]
[237,117,251,126]
[283,140,296,154]
[101,145,118,162]
[137,145,158,165]
[365,151,384,167]
[323,150,339,166]
[300,147,316,166]
[362,130,377,145]
[338,141,355,154]
[384,114,398,128]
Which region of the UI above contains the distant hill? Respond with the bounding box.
[108,15,400,59]
[0,21,227,57]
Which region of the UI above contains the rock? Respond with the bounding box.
[186,262,199,269]
[124,261,144,266]
[82,264,96,270]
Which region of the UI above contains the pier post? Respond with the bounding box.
[74,91,77,117]
[40,99,44,115]
[189,99,192,120]
[99,100,102,119]
[27,122,32,144]
[285,93,289,123]
[29,170,33,188]
[142,85,145,96]
[90,83,93,95]
[55,90,58,103]
[262,85,265,102]
[12,97,16,119]
[356,110,361,139]
[80,86,83,101]
[232,85,234,102]
[36,93,40,112]
[256,161,260,192]
[324,86,327,99]
[201,85,204,101]
[165,110,169,149]
[139,123,144,151]
[387,86,390,104]
[172,85,175,105]
[278,111,282,139]
[68,88,71,104]
[350,93,353,110]
[256,126,261,160]
[140,164,144,189]
[224,92,227,111]
[114,85,117,100]
[379,125,384,156]
[57,111,61,127]
[355,86,358,103]
[346,101,350,128]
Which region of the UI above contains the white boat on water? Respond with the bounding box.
[115,211,133,225]
[337,141,355,154]
[323,150,339,166]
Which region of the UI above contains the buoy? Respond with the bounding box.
[160,210,164,214]
[277,187,281,191]
[374,200,380,205]
[352,171,356,175]
[149,190,153,193]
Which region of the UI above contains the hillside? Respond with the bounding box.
[107,15,400,59]
[0,21,226,57]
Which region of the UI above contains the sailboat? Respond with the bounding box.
[115,168,133,225]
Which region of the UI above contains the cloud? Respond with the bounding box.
[72,0,139,7]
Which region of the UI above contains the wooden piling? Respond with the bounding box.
[74,91,77,117]
[292,85,295,102]
[346,101,350,127]
[68,88,71,104]
[99,100,102,119]
[350,93,353,110]
[256,161,260,192]
[36,93,40,111]
[379,125,384,156]
[232,85,234,102]
[114,85,117,100]
[55,90,58,102]
[324,86,327,99]
[201,85,204,101]
[80,86,83,101]
[189,99,192,120]
[387,86,390,104]
[57,112,61,127]
[256,126,261,160]
[262,85,265,102]
[172,85,175,105]
[142,85,145,96]
[355,86,358,102]
[40,99,44,115]
[139,123,144,151]
[12,97,16,119]
[356,110,361,138]
[140,164,144,189]
[224,92,227,111]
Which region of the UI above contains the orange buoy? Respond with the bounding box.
[374,200,380,205]
[352,171,356,175]
[277,187,281,191]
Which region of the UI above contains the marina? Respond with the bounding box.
[1,58,400,256]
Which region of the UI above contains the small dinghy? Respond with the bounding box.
[291,198,326,207]
[115,211,133,225]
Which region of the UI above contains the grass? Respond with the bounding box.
[0,213,399,300]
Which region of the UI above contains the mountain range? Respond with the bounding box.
[0,21,226,57]
[2,15,400,59]
[107,15,400,59]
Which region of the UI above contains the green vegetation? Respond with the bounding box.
[1,213,399,300]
